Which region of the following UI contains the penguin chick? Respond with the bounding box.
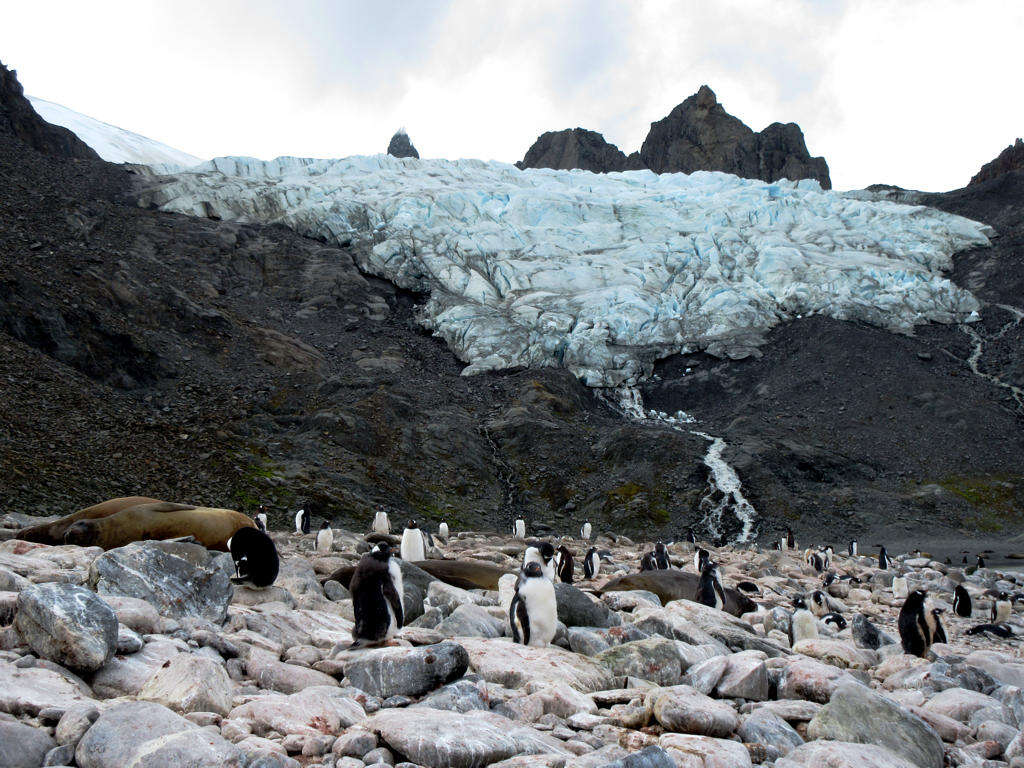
[315,521,333,553]
[349,543,404,649]
[555,544,574,584]
[524,542,556,581]
[899,589,932,658]
[992,592,1012,623]
[789,596,818,645]
[653,542,670,570]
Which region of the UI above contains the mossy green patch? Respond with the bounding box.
[938,474,1022,532]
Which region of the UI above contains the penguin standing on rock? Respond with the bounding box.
[510,561,557,647]
[809,590,829,617]
[315,521,334,553]
[513,518,527,539]
[694,547,710,574]
[372,507,390,535]
[255,506,268,532]
[583,547,600,579]
[640,551,657,571]
[849,539,858,557]
[787,528,795,550]
[653,542,670,570]
[878,546,889,570]
[555,545,574,584]
[928,608,948,645]
[437,522,449,541]
[899,589,933,657]
[823,613,847,631]
[953,584,972,618]
[295,508,310,535]
[524,542,556,581]
[789,596,818,645]
[686,529,697,545]
[401,521,426,562]
[349,543,404,649]
[696,561,726,610]
[992,592,1012,623]
[978,555,987,569]
[580,521,592,541]
[228,527,280,587]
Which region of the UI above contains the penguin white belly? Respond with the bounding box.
[851,542,858,556]
[514,519,526,539]
[995,602,1011,623]
[385,558,404,639]
[256,513,268,530]
[587,553,600,578]
[439,522,449,539]
[518,577,557,646]
[373,512,390,535]
[581,522,592,540]
[401,528,425,562]
[316,528,334,553]
[294,510,305,534]
[791,610,819,643]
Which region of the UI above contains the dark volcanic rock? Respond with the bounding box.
[0,60,98,160]
[970,138,1024,186]
[639,85,830,188]
[516,128,638,173]
[387,130,419,159]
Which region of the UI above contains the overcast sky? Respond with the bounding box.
[2,0,1021,191]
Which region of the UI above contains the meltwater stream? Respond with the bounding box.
[595,387,758,543]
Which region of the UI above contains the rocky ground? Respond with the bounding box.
[2,519,1024,768]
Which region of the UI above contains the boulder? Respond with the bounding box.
[90,638,183,698]
[0,720,57,768]
[777,657,857,703]
[14,583,117,671]
[738,709,803,756]
[367,706,567,768]
[435,604,504,638]
[343,641,469,699]
[138,653,233,715]
[246,647,339,694]
[654,601,786,656]
[792,639,875,670]
[554,583,620,628]
[597,745,676,768]
[807,681,944,768]
[595,637,681,686]
[923,688,1003,723]
[97,595,164,634]
[649,685,738,736]
[714,650,770,700]
[775,740,919,768]
[0,662,94,716]
[658,733,753,768]
[459,637,614,692]
[89,541,232,623]
[76,701,246,768]
[227,686,364,738]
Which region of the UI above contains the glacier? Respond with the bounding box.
[138,154,992,387]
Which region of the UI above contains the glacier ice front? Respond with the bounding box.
[140,155,991,386]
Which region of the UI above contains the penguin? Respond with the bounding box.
[878,546,889,570]
[898,589,932,658]
[653,542,670,570]
[438,522,449,541]
[686,528,697,545]
[966,623,1014,638]
[736,581,760,594]
[315,520,334,553]
[583,547,600,579]
[513,518,527,539]
[400,521,426,562]
[848,539,858,557]
[786,527,795,550]
[962,555,969,564]
[696,561,726,610]
[295,508,310,535]
[640,551,657,571]
[991,592,1012,623]
[349,543,404,649]
[255,507,268,532]
[509,561,557,647]
[977,555,987,569]
[822,571,837,588]
[809,590,828,617]
[524,542,556,581]
[928,607,948,645]
[892,575,909,599]
[372,507,390,535]
[227,527,280,587]
[823,612,847,630]
[773,541,782,551]
[809,551,825,573]
[789,596,818,645]
[580,521,592,541]
[693,547,710,574]
[555,545,574,584]
[944,556,952,566]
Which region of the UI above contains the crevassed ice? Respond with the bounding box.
[140,154,991,387]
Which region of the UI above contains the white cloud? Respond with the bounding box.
[1,0,1020,190]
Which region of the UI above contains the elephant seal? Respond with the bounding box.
[597,569,756,617]
[17,496,164,545]
[325,557,511,592]
[62,502,255,551]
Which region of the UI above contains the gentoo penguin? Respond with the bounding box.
[255,507,268,532]
[696,561,726,610]
[437,522,449,541]
[848,539,858,557]
[372,507,390,535]
[773,541,782,551]
[580,521,592,541]
[878,546,889,570]
[555,545,574,584]
[966,623,1014,638]
[653,542,670,570]
[809,590,828,617]
[786,527,795,550]
[509,561,557,647]
[892,575,909,599]
[640,551,657,571]
[899,589,932,657]
[349,543,404,649]
[524,542,556,581]
[928,607,948,645]
[400,521,426,562]
[953,584,972,617]
[789,596,818,645]
[583,547,600,579]
[315,521,334,553]
[736,581,760,594]
[808,551,825,573]
[227,527,280,587]
[992,592,1012,623]
[686,528,697,545]
[513,518,527,539]
[295,508,310,535]
[822,571,837,588]
[693,546,710,573]
[977,555,987,569]
[823,612,847,630]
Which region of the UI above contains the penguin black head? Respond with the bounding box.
[793,595,808,610]
[374,542,394,557]
[522,561,543,578]
[655,542,667,554]
[701,560,718,576]
[407,520,419,530]
[319,520,330,530]
[905,588,927,607]
[811,590,826,607]
[822,571,836,587]
[823,612,847,630]
[539,542,555,561]
[998,591,1010,601]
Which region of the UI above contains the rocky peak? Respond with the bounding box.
[387,129,419,159]
[516,127,645,173]
[0,60,99,160]
[970,138,1024,186]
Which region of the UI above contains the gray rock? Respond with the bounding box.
[738,709,803,755]
[0,720,57,768]
[807,681,943,768]
[715,651,770,701]
[516,128,634,173]
[76,701,246,768]
[332,729,377,758]
[650,685,738,736]
[568,627,611,656]
[89,542,233,623]
[387,131,419,160]
[435,604,503,638]
[597,745,675,768]
[15,583,117,672]
[413,678,489,713]
[344,641,469,699]
[43,743,75,766]
[554,583,620,628]
[55,703,100,747]
[595,637,681,686]
[137,653,234,715]
[775,740,918,768]
[323,580,350,601]
[115,625,143,655]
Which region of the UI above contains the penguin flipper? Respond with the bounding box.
[515,596,531,646]
[382,578,404,629]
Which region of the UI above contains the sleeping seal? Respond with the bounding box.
[62,502,255,551]
[17,496,164,544]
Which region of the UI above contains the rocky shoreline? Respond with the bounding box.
[1,515,1023,768]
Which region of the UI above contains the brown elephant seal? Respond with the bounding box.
[63,502,255,551]
[325,557,511,592]
[597,570,756,617]
[17,496,165,545]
